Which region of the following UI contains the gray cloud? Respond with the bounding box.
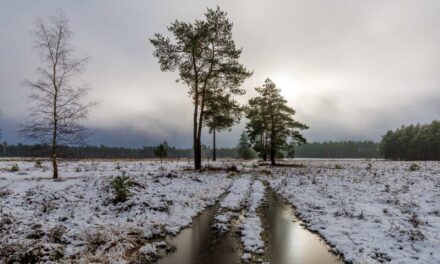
[0,0,439,147]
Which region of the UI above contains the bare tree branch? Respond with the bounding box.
[21,11,95,179]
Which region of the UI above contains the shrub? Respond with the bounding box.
[226,164,238,172]
[10,164,19,172]
[260,169,272,175]
[85,231,108,254]
[0,186,12,197]
[110,176,131,203]
[34,160,43,168]
[334,164,343,170]
[48,224,66,243]
[409,163,420,171]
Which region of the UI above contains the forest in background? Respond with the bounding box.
[380,120,440,160]
[0,141,381,159]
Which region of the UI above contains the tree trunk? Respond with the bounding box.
[52,88,58,179]
[51,143,58,179]
[270,131,276,166]
[212,130,216,161]
[194,138,202,170]
[193,91,202,170]
[270,147,276,165]
[51,119,58,179]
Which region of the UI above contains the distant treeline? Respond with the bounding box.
[0,141,384,159]
[0,143,238,159]
[293,141,381,158]
[380,120,440,161]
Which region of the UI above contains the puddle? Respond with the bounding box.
[158,190,344,264]
[265,190,343,264]
[157,204,241,264]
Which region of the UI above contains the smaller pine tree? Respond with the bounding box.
[237,131,256,160]
[110,175,131,203]
[154,141,168,163]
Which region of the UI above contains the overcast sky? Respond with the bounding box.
[0,0,439,148]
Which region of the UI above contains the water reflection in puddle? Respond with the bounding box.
[158,191,343,264]
[157,204,241,264]
[266,191,343,264]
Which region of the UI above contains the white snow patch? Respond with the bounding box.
[269,159,440,263]
[0,160,231,262]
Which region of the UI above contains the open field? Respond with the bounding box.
[0,159,439,263]
[0,160,234,262]
[268,160,440,264]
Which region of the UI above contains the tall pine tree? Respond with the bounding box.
[246,78,308,165]
[150,7,252,170]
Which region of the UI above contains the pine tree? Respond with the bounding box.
[246,94,269,161]
[246,78,308,165]
[380,120,440,160]
[150,7,252,170]
[237,131,255,160]
[204,89,242,161]
[154,141,168,163]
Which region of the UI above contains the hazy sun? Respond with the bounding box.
[270,73,299,100]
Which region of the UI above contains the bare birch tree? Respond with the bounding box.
[21,12,95,179]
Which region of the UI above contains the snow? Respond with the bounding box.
[212,176,253,233]
[1,158,438,263]
[220,176,252,210]
[248,180,265,213]
[268,160,440,264]
[0,159,232,263]
[240,216,264,253]
[212,176,266,260]
[239,180,266,257]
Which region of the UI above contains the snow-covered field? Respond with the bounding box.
[1,158,439,264]
[0,159,233,263]
[268,160,440,264]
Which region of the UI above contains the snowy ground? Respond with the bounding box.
[212,175,267,262]
[0,159,233,263]
[268,159,440,264]
[1,158,438,263]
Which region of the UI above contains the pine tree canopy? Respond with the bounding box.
[245,78,308,164]
[150,6,252,169]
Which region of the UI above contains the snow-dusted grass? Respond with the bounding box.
[220,176,252,210]
[2,158,438,263]
[212,176,266,261]
[269,160,440,264]
[239,180,266,257]
[214,176,252,233]
[0,159,232,263]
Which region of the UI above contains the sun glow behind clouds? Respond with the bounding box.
[270,73,300,102]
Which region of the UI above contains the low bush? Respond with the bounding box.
[225,164,238,172]
[409,163,420,171]
[110,176,131,203]
[85,231,108,254]
[34,160,43,168]
[48,225,66,243]
[10,164,19,172]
